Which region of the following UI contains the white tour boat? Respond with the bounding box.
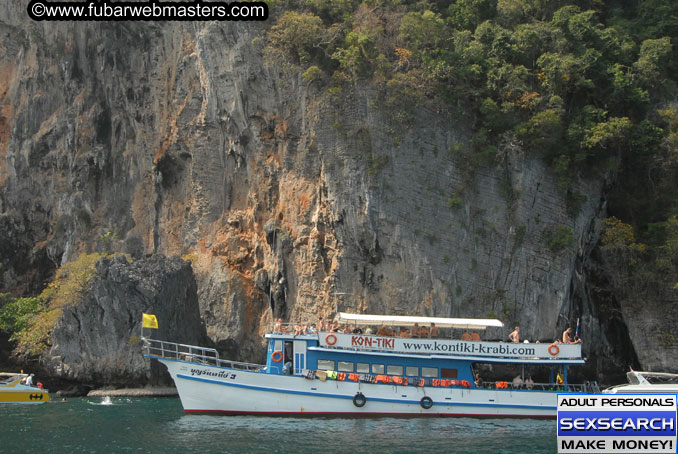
[602,371,678,394]
[143,313,597,418]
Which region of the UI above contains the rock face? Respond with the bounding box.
[0,5,658,383]
[593,247,678,374]
[44,255,207,388]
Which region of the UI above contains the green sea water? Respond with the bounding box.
[1,397,556,453]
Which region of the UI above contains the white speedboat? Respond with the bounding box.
[603,370,678,394]
[143,313,597,418]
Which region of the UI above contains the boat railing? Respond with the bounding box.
[142,338,262,371]
[269,321,320,336]
[483,380,600,393]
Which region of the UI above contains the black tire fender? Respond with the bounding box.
[420,396,433,409]
[353,392,367,408]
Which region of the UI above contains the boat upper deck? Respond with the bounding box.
[265,332,583,364]
[267,312,583,364]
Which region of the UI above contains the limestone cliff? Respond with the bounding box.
[0,3,659,384]
[45,255,206,390]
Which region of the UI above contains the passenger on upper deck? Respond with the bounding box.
[562,328,581,344]
[376,325,388,336]
[429,322,440,338]
[400,327,411,338]
[461,331,472,341]
[508,326,520,343]
[411,323,421,338]
[419,326,429,338]
[274,318,283,333]
[471,332,481,341]
[318,317,327,331]
[293,324,304,337]
[331,320,340,332]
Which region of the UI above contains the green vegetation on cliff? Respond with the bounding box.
[264,0,678,297]
[0,253,110,356]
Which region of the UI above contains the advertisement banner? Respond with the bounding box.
[318,332,582,359]
[557,394,678,453]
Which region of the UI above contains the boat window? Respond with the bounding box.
[338,361,354,372]
[274,340,283,352]
[421,367,438,377]
[644,374,678,385]
[317,360,335,371]
[441,368,458,379]
[387,365,403,376]
[372,364,384,374]
[405,366,419,377]
[356,363,370,373]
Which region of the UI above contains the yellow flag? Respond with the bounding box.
[142,313,158,329]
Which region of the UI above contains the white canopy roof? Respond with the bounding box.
[0,372,26,377]
[337,312,504,330]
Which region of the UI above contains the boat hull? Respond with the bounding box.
[158,358,557,418]
[0,389,50,404]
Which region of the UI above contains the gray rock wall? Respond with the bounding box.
[45,255,206,387]
[0,4,660,383]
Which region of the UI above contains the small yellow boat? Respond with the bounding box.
[0,372,50,404]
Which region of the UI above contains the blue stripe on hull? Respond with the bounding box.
[175,373,557,411]
[184,409,555,419]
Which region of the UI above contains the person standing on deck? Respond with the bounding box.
[508,327,520,343]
